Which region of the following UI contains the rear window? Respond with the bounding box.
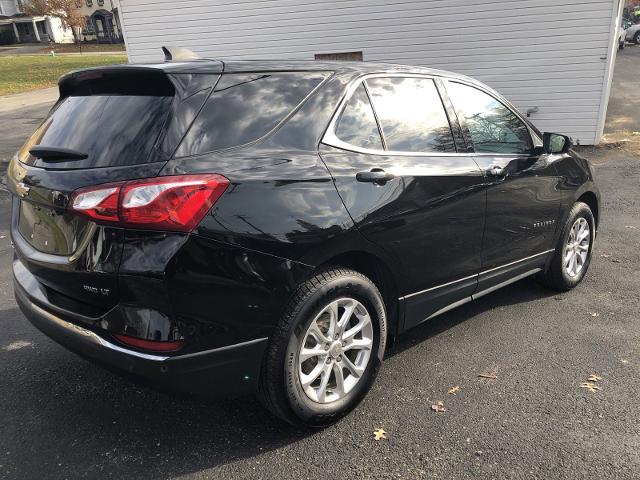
[174,72,328,157]
[20,94,173,169]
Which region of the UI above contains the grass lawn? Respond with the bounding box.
[38,44,127,54]
[0,54,127,96]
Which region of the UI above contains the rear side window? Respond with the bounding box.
[365,77,455,153]
[20,95,173,169]
[175,72,328,156]
[334,83,383,150]
[446,81,532,155]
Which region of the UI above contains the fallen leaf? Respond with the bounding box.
[0,235,5,239]
[580,382,601,393]
[588,312,600,318]
[373,428,387,441]
[624,225,637,229]
[448,386,461,395]
[587,374,603,382]
[600,254,610,258]
[431,401,446,413]
[611,258,622,263]
[478,373,498,379]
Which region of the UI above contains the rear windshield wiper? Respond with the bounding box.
[29,146,88,161]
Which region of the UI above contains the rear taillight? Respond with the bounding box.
[69,174,229,232]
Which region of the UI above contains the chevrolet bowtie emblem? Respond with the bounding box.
[16,182,30,198]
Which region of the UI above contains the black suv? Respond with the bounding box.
[8,53,600,426]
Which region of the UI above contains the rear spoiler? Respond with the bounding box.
[58,48,223,99]
[59,66,177,98]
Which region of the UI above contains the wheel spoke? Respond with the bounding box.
[343,316,371,342]
[564,251,573,269]
[300,361,325,388]
[308,321,330,344]
[300,346,326,362]
[578,251,588,264]
[577,229,590,242]
[332,363,345,397]
[577,243,589,252]
[570,252,578,276]
[316,364,332,402]
[326,302,339,340]
[342,355,364,378]
[345,337,373,352]
[337,300,356,334]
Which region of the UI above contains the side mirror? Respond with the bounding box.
[543,132,572,154]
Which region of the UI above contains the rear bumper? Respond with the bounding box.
[14,265,268,397]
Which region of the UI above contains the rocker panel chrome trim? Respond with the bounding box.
[399,249,554,301]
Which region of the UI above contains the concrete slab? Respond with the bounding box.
[604,45,640,134]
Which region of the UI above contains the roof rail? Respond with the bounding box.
[162,46,200,62]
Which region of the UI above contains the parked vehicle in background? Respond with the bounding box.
[8,50,601,427]
[626,22,640,44]
[619,22,628,49]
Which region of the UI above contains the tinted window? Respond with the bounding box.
[447,82,532,154]
[19,95,173,169]
[334,83,383,150]
[176,72,327,156]
[365,77,455,153]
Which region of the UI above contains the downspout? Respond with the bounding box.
[594,0,625,144]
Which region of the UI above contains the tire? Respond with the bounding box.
[538,201,595,291]
[258,268,387,427]
[619,40,625,50]
[635,31,640,45]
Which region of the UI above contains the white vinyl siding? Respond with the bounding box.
[116,0,622,144]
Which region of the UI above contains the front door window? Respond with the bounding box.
[447,81,532,155]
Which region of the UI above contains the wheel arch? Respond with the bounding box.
[315,250,402,343]
[577,190,599,230]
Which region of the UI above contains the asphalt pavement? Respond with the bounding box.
[1,62,639,480]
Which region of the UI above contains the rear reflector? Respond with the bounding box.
[113,333,185,352]
[69,174,229,232]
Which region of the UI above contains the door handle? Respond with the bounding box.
[486,164,505,177]
[356,168,395,185]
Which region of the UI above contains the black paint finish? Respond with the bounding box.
[8,59,600,396]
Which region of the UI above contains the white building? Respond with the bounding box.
[0,0,74,44]
[115,0,624,145]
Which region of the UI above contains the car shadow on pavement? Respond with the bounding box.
[388,277,557,358]
[1,279,554,478]
[0,306,313,479]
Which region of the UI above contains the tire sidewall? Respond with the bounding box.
[283,274,386,426]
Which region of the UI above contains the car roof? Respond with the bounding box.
[83,58,474,82]
[59,57,490,103]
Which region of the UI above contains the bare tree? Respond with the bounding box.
[22,0,86,43]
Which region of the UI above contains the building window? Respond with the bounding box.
[86,0,93,7]
[97,0,104,5]
[314,51,363,61]
[82,16,95,34]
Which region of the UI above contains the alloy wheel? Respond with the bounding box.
[298,298,374,404]
[564,217,590,278]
